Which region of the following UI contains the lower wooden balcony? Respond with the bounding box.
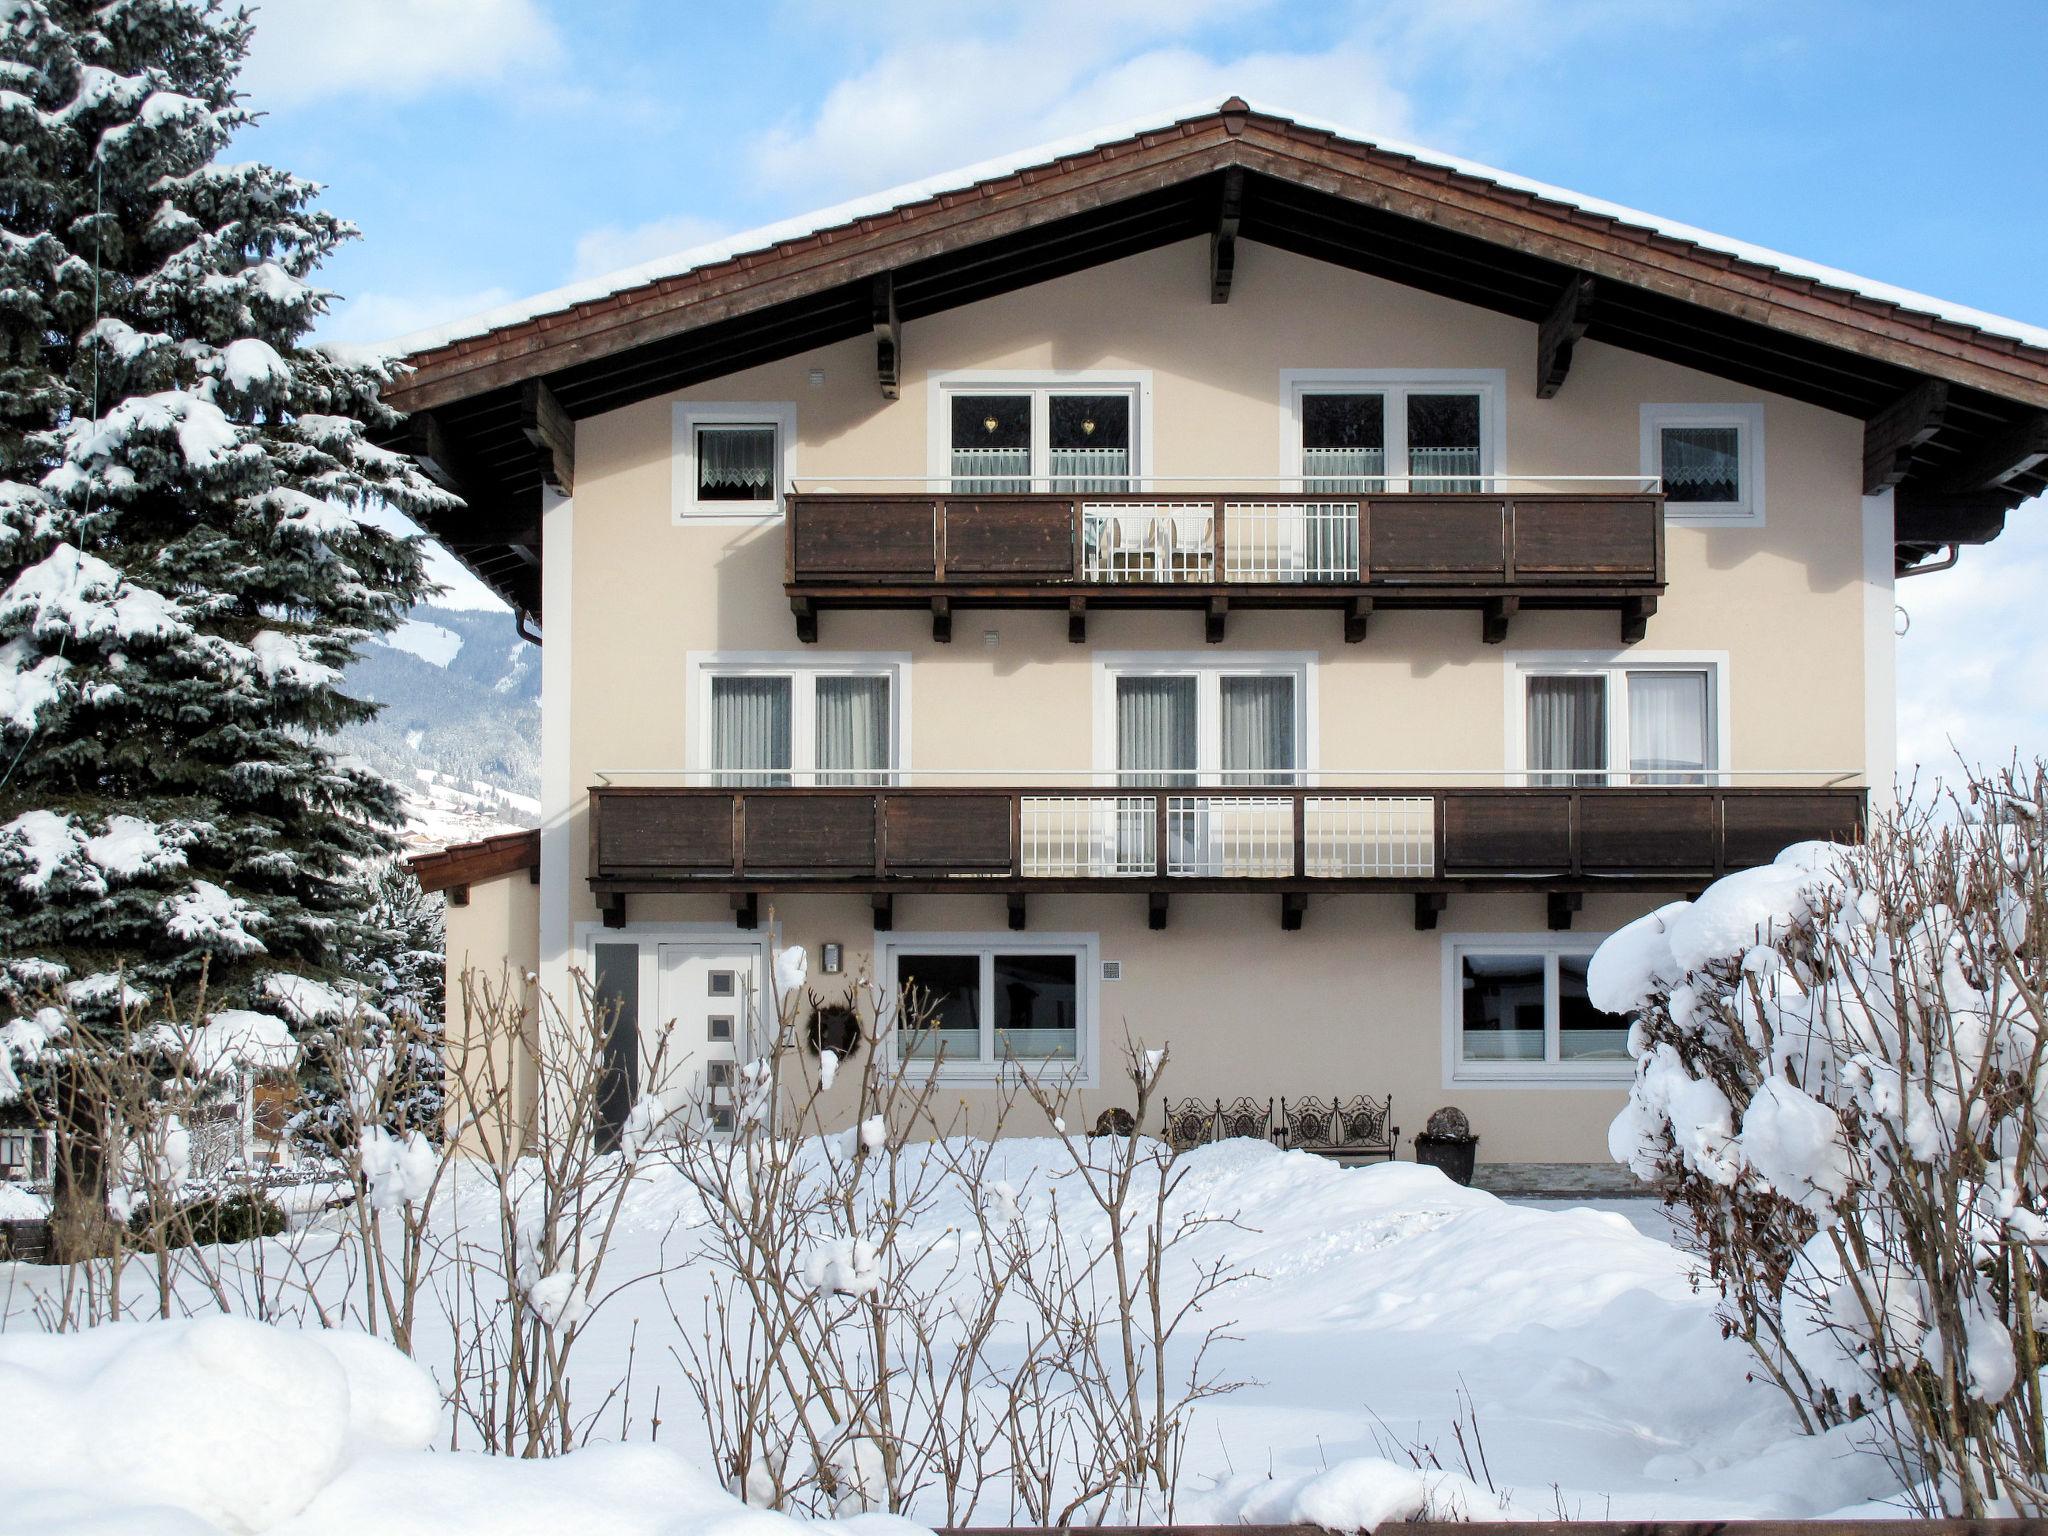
[588,783,1865,930]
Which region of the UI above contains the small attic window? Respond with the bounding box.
[696,423,778,503]
[674,401,796,521]
[1641,403,1764,525]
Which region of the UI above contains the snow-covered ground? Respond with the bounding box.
[0,1140,1903,1531]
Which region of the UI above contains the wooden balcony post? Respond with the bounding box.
[1292,788,1307,879]
[1211,496,1227,582]
[1154,790,1169,879]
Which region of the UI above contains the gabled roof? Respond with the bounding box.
[407,828,539,895]
[382,99,2048,619]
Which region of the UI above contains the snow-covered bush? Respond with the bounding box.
[1595,763,2048,1515]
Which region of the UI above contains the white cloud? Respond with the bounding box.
[1897,495,2048,787]
[240,0,560,108]
[569,214,732,282]
[316,285,518,346]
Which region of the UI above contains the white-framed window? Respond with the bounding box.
[879,931,1098,1083]
[1443,934,1630,1086]
[1641,402,1764,525]
[688,651,909,786]
[1282,370,1505,494]
[1093,651,1314,787]
[673,401,797,522]
[926,371,1152,492]
[1509,652,1726,787]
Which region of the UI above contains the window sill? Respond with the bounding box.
[675,505,784,526]
[1663,504,1761,528]
[1449,1065,1634,1089]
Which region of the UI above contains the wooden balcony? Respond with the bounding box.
[784,490,1665,644]
[588,784,1863,929]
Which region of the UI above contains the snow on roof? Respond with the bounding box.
[382,97,2048,364]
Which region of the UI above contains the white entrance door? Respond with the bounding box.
[654,943,758,1132]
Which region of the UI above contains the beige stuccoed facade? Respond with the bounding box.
[442,233,1887,1165]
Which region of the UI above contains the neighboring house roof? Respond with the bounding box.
[380,98,2048,618]
[407,829,540,896]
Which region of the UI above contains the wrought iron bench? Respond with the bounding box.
[1278,1094,1398,1164]
[1161,1096,1274,1151]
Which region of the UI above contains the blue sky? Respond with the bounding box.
[231,0,2048,780]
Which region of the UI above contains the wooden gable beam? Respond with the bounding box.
[1210,166,1244,304]
[1894,486,2010,546]
[1535,274,1594,399]
[406,410,483,500]
[1938,412,2048,493]
[873,271,901,400]
[1862,379,1948,494]
[519,380,575,496]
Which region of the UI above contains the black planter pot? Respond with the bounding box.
[1414,1133,1478,1185]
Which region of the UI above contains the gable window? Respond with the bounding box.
[1519,661,1718,786]
[1289,373,1501,494]
[1446,937,1629,1084]
[937,378,1143,493]
[695,655,905,786]
[674,402,797,520]
[882,933,1097,1081]
[1641,403,1764,524]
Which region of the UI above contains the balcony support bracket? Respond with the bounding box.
[1007,893,1027,932]
[872,894,893,932]
[1344,596,1372,644]
[791,596,818,644]
[1148,891,1169,930]
[1483,596,1519,645]
[1205,596,1228,644]
[1413,892,1447,932]
[732,892,758,931]
[1536,273,1595,399]
[1281,891,1307,931]
[600,891,626,929]
[931,596,952,644]
[1547,890,1582,932]
[1068,597,1087,645]
[1621,595,1657,644]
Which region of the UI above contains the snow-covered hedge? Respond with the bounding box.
[1593,774,2048,1516]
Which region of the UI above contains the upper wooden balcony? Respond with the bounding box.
[784,483,1665,645]
[587,781,1863,931]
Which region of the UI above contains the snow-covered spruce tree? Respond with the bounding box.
[1593,763,2048,1515]
[0,2,454,1218]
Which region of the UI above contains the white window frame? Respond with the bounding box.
[877,930,1099,1086]
[1281,369,1506,490]
[686,650,911,785]
[1505,649,1730,787]
[1441,932,1630,1087]
[673,401,798,523]
[1092,650,1318,786]
[925,370,1154,489]
[1640,401,1765,526]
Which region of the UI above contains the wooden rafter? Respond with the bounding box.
[1210,166,1244,304]
[1535,273,1594,398]
[1937,411,2048,493]
[1863,378,1948,494]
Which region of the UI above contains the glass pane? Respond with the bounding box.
[1219,675,1296,786]
[898,954,982,1062]
[995,952,1077,1060]
[1558,954,1629,1061]
[1301,393,1385,492]
[1525,675,1607,787]
[951,394,1031,492]
[816,675,890,786]
[1050,394,1130,492]
[1628,670,1710,785]
[592,943,640,1151]
[696,424,777,502]
[1407,394,1482,492]
[1460,953,1547,1063]
[1116,676,1197,787]
[711,675,792,787]
[1661,425,1741,503]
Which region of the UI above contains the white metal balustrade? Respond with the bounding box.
[1081,503,1215,582]
[1020,795,1156,877]
[1166,797,1295,877]
[1305,796,1436,878]
[1221,502,1361,581]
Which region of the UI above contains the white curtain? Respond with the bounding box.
[1628,670,1709,783]
[1116,676,1196,787]
[816,675,889,786]
[696,425,776,490]
[1220,676,1296,785]
[1302,446,1385,494]
[1526,676,1606,786]
[951,447,1031,494]
[712,676,791,786]
[1049,446,1129,493]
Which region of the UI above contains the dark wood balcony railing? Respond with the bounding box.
[588,785,1863,927]
[784,490,1665,645]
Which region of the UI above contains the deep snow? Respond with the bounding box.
[0,1141,1904,1529]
